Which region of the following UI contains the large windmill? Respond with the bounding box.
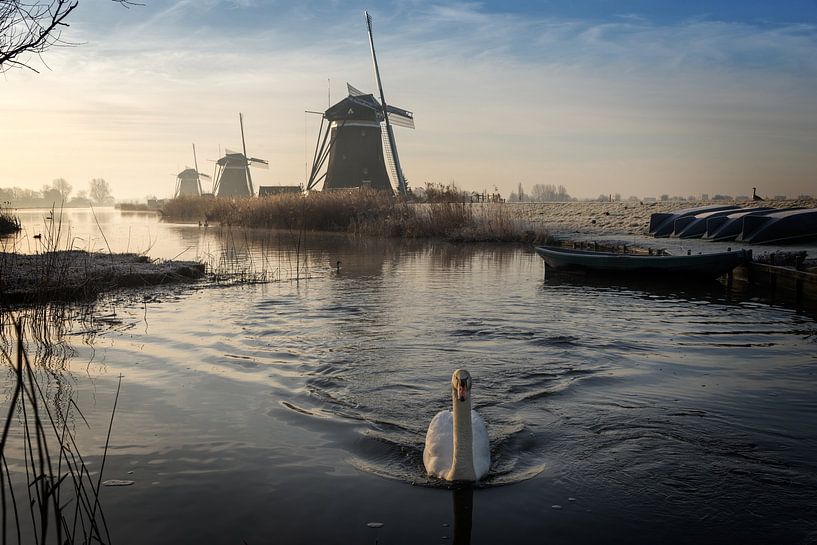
[174,143,211,198]
[212,113,268,197]
[306,11,414,195]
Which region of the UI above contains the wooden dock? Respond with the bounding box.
[731,262,817,305]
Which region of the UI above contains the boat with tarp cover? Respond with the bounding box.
[737,208,817,244]
[535,246,749,280]
[649,204,740,237]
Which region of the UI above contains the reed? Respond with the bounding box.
[163,190,556,244]
[0,204,21,236]
[1,318,117,545]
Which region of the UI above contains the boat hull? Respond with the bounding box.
[649,205,740,237]
[535,246,748,280]
[737,208,817,244]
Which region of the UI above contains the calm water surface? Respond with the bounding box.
[2,209,817,544]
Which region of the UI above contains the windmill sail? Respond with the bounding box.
[387,105,414,129]
[347,82,366,97]
[380,123,402,192]
[365,11,407,195]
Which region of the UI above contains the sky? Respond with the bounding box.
[1,0,816,201]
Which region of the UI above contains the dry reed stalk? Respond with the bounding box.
[1,318,117,544]
[162,189,555,243]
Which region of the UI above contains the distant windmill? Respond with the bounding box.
[306,11,414,195]
[212,113,268,197]
[174,143,211,198]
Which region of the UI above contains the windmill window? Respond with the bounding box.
[363,168,369,175]
[342,154,347,160]
[361,129,366,137]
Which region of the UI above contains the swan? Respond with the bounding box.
[423,369,490,481]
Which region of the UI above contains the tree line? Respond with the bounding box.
[1,178,113,208]
[508,183,573,203]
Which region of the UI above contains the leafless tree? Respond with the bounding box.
[0,0,141,73]
[51,177,72,200]
[89,177,112,204]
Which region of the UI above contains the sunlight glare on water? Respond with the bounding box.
[2,209,816,544]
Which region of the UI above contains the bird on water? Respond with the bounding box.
[423,369,491,482]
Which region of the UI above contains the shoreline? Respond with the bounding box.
[1,250,204,305]
[483,198,817,238]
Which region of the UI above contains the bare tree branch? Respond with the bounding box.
[0,0,141,73]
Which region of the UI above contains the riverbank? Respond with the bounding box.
[0,251,204,304]
[487,198,817,237]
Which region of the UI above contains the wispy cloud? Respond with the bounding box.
[2,1,816,199]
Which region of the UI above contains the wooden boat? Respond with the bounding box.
[649,205,740,237]
[703,207,778,241]
[535,246,749,280]
[672,207,755,238]
[737,208,817,244]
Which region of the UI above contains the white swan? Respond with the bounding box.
[423,369,490,481]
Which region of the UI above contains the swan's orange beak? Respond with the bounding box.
[457,384,469,402]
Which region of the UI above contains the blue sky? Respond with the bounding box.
[2,0,816,200]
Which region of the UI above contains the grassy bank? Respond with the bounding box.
[162,191,555,244]
[1,251,204,305]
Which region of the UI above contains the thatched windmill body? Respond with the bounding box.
[174,144,211,197]
[213,113,268,198]
[306,12,414,195]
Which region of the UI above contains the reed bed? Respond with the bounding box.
[0,205,21,236]
[1,318,117,545]
[163,191,556,244]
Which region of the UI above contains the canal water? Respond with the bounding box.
[2,208,816,544]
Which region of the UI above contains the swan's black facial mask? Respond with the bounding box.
[453,376,471,402]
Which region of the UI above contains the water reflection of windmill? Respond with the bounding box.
[306,11,414,195]
[174,143,212,197]
[212,113,268,197]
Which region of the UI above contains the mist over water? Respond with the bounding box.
[2,209,816,544]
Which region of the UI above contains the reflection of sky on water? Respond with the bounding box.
[1,208,816,544]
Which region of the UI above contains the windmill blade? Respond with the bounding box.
[380,122,403,194]
[365,11,407,194]
[387,105,415,129]
[347,82,366,97]
[248,157,269,169]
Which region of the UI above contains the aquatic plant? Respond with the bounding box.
[1,319,117,545]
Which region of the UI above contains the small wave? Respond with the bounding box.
[223,353,258,368]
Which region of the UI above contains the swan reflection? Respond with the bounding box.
[451,483,474,545]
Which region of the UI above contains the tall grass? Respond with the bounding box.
[0,204,21,236]
[163,190,556,244]
[1,318,117,545]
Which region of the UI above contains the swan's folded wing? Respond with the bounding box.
[471,410,491,480]
[423,410,453,478]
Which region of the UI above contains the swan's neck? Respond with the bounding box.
[447,390,476,481]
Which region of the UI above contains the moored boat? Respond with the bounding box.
[673,207,755,239]
[703,207,777,241]
[649,204,740,237]
[535,246,749,280]
[737,208,817,244]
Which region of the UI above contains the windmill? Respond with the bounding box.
[174,143,211,198]
[212,113,268,197]
[306,11,413,195]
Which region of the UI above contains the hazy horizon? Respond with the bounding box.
[2,1,816,201]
